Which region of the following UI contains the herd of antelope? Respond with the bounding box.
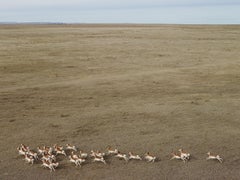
[17,144,223,172]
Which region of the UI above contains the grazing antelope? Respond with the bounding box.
[115,151,128,162]
[178,149,190,161]
[128,152,142,160]
[144,152,156,162]
[206,152,223,163]
[66,144,77,151]
[24,154,34,164]
[92,155,106,164]
[79,151,88,159]
[106,146,118,155]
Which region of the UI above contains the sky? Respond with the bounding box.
[0,0,240,24]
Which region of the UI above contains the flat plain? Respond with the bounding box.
[0,24,240,180]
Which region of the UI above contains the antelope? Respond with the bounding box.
[92,155,106,164]
[90,150,105,158]
[79,150,88,159]
[51,162,59,169]
[54,145,66,156]
[178,149,190,161]
[71,151,79,159]
[69,154,85,167]
[41,152,56,162]
[44,146,53,154]
[115,151,128,162]
[96,150,105,158]
[170,152,185,162]
[41,160,55,172]
[24,154,34,164]
[37,146,45,155]
[106,146,118,155]
[144,152,156,162]
[17,146,27,156]
[66,144,77,151]
[128,152,142,160]
[38,146,53,155]
[20,144,29,152]
[206,152,223,163]
[27,150,38,160]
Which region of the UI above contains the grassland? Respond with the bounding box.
[0,24,240,179]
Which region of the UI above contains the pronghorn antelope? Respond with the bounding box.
[54,144,66,156]
[66,144,77,151]
[27,150,38,160]
[51,162,59,169]
[92,155,106,164]
[106,146,118,155]
[90,150,105,158]
[128,152,142,160]
[20,144,30,152]
[41,160,56,172]
[115,151,128,162]
[144,152,156,162]
[71,151,79,159]
[206,152,223,163]
[24,154,34,164]
[79,150,88,159]
[69,154,85,167]
[178,149,190,161]
[37,146,53,155]
[41,152,56,162]
[17,146,27,156]
[170,152,185,162]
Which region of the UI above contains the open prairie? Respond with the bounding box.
[0,24,240,179]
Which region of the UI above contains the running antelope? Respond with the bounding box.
[178,149,190,161]
[66,144,77,151]
[37,146,53,155]
[206,152,223,163]
[54,144,66,156]
[20,144,29,152]
[106,146,118,155]
[69,154,85,167]
[24,154,34,164]
[41,160,56,172]
[115,151,128,162]
[41,152,56,162]
[92,155,106,164]
[144,152,156,162]
[129,152,142,160]
[26,149,38,160]
[79,150,88,159]
[90,150,105,158]
[17,146,27,156]
[170,152,185,162]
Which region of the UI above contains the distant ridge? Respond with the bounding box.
[0,22,67,25]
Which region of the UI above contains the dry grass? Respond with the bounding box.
[0,24,240,179]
